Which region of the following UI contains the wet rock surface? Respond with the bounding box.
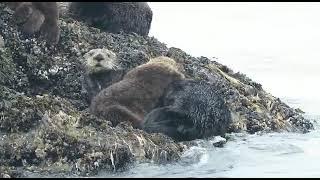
[0,3,313,177]
[0,35,4,48]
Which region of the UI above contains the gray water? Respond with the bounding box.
[100,3,320,177]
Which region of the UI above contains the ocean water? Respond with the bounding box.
[100,3,320,178]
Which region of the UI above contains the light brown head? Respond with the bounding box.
[83,48,119,74]
[124,56,185,84]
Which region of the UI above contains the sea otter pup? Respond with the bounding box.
[6,2,60,44]
[90,56,185,128]
[69,2,153,36]
[142,80,232,142]
[82,48,126,103]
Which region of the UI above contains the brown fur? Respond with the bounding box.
[6,2,60,45]
[90,56,185,128]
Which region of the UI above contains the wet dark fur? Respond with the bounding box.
[82,69,126,103]
[69,2,153,36]
[142,80,232,142]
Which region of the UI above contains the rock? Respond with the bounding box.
[0,85,42,132]
[0,85,182,176]
[0,35,4,48]
[211,136,227,148]
[0,166,23,178]
[57,2,71,18]
[178,136,227,149]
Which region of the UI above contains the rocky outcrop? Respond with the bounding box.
[0,85,183,177]
[0,2,313,177]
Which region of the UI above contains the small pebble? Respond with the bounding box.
[212,136,227,148]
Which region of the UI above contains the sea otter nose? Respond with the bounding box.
[94,54,105,62]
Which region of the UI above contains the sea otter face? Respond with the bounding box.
[84,48,118,74]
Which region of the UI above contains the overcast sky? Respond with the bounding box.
[148,2,320,60]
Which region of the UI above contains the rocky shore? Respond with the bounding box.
[0,3,313,178]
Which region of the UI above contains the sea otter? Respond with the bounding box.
[82,48,125,103]
[142,79,232,142]
[69,2,153,36]
[90,56,185,128]
[6,2,60,44]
